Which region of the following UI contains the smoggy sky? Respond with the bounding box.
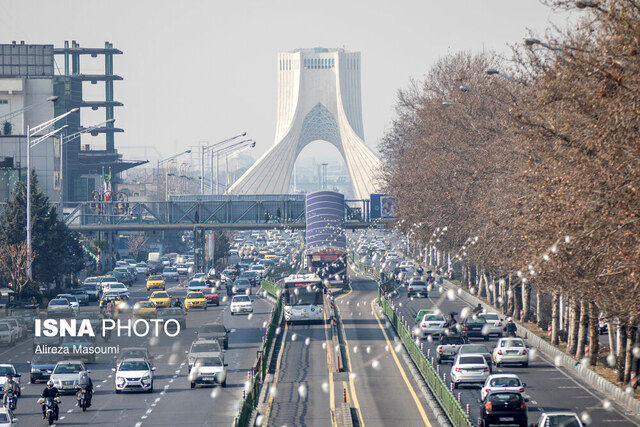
[1,0,571,165]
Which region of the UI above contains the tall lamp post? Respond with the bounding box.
[26,107,79,279]
[157,149,191,201]
[200,132,246,195]
[0,96,58,123]
[213,139,255,193]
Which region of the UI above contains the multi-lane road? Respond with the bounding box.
[5,275,273,426]
[390,278,640,426]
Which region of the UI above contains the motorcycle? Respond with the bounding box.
[3,389,16,411]
[103,327,112,343]
[76,387,89,411]
[40,396,60,425]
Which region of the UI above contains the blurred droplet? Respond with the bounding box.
[372,360,381,370]
[275,327,281,335]
[349,373,357,381]
[210,387,220,399]
[322,342,327,350]
[298,384,307,398]
[262,321,268,328]
[553,355,562,367]
[149,336,159,346]
[446,289,455,301]
[305,337,311,346]
[269,385,277,397]
[528,348,537,361]
[255,415,265,426]
[606,353,616,367]
[394,343,402,352]
[632,346,640,358]
[366,345,371,354]
[460,307,470,319]
[321,381,329,393]
[168,353,180,365]
[580,411,591,424]
[385,345,390,352]
[291,333,297,341]
[602,399,612,411]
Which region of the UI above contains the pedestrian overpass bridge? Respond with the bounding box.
[60,195,386,232]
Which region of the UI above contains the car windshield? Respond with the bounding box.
[138,302,155,308]
[152,292,169,298]
[201,325,225,333]
[489,393,521,403]
[202,288,216,295]
[0,366,15,375]
[119,361,149,371]
[235,279,250,285]
[187,292,204,299]
[465,317,487,324]
[0,325,8,332]
[191,343,218,353]
[149,276,163,281]
[233,296,250,303]
[490,377,521,387]
[136,263,146,267]
[458,356,485,365]
[502,339,525,348]
[545,415,581,427]
[53,363,83,374]
[195,357,223,367]
[121,350,147,359]
[0,414,8,422]
[164,268,177,272]
[110,284,126,290]
[49,300,67,306]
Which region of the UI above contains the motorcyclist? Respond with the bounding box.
[504,318,517,336]
[41,380,59,419]
[472,303,483,315]
[416,266,424,275]
[76,371,93,408]
[425,270,435,284]
[173,297,182,308]
[105,300,115,317]
[3,374,18,409]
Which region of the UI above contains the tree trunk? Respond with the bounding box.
[617,322,627,383]
[623,319,637,383]
[551,293,559,345]
[607,321,616,358]
[536,291,543,327]
[587,301,599,366]
[478,268,486,297]
[486,272,493,304]
[576,300,588,358]
[522,283,530,322]
[513,283,522,321]
[562,296,570,335]
[567,299,578,355]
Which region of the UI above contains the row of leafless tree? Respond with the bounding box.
[379,0,640,386]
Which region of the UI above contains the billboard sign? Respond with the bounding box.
[370,193,397,219]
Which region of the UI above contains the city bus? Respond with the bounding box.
[282,273,324,323]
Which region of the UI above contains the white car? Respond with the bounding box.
[189,356,227,388]
[534,412,583,427]
[0,364,20,396]
[191,273,206,283]
[418,313,447,337]
[56,294,80,311]
[135,263,149,275]
[249,265,267,277]
[114,358,155,393]
[450,353,490,388]
[480,374,526,401]
[103,282,130,299]
[493,337,529,367]
[478,312,504,337]
[50,360,87,394]
[162,267,180,282]
[0,320,22,342]
[229,295,253,315]
[0,407,18,426]
[0,325,13,346]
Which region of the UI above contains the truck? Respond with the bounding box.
[147,252,162,274]
[307,250,348,287]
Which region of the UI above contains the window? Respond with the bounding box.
[0,100,7,104]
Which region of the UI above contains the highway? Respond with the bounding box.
[389,279,640,426]
[5,274,274,427]
[265,272,437,427]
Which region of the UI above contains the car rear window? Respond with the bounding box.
[481,314,500,321]
[423,315,444,321]
[490,377,521,387]
[441,336,464,344]
[458,356,485,365]
[489,393,522,403]
[465,317,487,324]
[460,345,488,354]
[544,415,581,427]
[503,339,525,348]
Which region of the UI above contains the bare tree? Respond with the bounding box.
[0,243,36,297]
[127,235,148,261]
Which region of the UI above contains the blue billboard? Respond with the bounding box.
[370,193,397,220]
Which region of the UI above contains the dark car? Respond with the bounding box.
[462,316,489,341]
[479,391,528,426]
[157,307,187,330]
[29,353,59,383]
[196,323,229,349]
[239,270,259,287]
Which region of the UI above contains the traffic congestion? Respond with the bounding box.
[349,229,639,427]
[0,229,304,426]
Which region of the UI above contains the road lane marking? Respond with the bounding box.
[323,299,337,427]
[262,320,288,423]
[370,298,432,427]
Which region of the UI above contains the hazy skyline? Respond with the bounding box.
[1,1,570,165]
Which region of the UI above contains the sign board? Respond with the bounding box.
[370,193,397,220]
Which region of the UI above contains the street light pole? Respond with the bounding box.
[200,144,205,195]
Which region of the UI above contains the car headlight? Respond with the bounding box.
[116,376,125,385]
[141,375,151,383]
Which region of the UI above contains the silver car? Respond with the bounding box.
[50,360,87,394]
[187,339,223,369]
[492,337,529,367]
[450,353,490,388]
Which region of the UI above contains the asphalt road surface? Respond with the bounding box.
[4,274,274,427]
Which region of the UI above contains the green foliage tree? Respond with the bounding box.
[0,171,83,287]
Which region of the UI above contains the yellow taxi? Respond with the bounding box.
[184,292,207,310]
[149,291,172,308]
[100,293,122,310]
[133,300,157,318]
[146,275,166,291]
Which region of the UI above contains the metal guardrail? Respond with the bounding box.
[237,279,281,426]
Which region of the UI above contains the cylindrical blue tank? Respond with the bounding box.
[305,191,346,252]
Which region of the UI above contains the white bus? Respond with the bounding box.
[282,273,324,323]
